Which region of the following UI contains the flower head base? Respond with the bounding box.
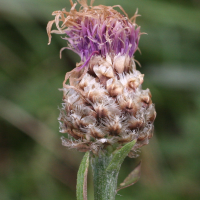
[47,0,140,62]
[47,0,156,157]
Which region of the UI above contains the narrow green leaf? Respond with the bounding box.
[76,152,90,200]
[106,140,136,172]
[117,161,142,191]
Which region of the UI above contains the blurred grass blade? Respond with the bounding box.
[117,161,141,192]
[106,140,136,172]
[77,152,90,200]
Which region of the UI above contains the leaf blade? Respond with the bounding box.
[106,140,136,172]
[117,161,142,191]
[76,152,90,200]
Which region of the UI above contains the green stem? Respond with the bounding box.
[91,151,119,200]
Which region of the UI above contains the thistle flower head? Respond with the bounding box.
[47,0,156,157]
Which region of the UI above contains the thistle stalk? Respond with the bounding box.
[91,152,118,200]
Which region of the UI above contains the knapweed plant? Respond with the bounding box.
[47,0,156,199]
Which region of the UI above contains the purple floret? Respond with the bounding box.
[63,17,140,61]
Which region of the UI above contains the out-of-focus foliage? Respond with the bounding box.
[0,0,200,199]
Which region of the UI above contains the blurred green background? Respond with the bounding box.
[0,0,200,199]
